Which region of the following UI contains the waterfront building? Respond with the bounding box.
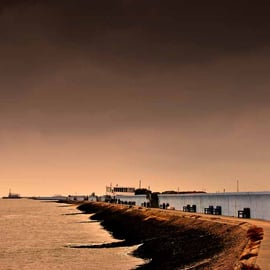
[67,194,90,202]
[106,185,135,196]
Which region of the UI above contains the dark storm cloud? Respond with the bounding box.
[1,0,270,134]
[1,1,270,67]
[1,0,270,87]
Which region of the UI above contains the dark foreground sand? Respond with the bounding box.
[77,202,263,270]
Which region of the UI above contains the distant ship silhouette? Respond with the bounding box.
[2,189,21,199]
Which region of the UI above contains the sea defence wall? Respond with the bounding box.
[77,202,263,270]
[158,192,270,220]
[116,192,270,220]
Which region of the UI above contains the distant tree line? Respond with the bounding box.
[135,188,152,195]
[162,190,206,194]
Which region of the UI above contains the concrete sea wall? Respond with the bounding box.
[116,192,270,220]
[158,192,270,220]
[77,202,263,270]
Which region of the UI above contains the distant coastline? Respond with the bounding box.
[77,202,263,269]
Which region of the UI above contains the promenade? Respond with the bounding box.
[250,219,270,270]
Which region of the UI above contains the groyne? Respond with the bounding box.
[77,202,263,269]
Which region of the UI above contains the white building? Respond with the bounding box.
[106,185,135,196]
[67,195,89,202]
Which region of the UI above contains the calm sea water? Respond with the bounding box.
[0,199,145,270]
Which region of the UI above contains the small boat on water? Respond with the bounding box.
[2,189,21,199]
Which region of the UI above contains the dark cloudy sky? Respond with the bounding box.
[1,1,270,196]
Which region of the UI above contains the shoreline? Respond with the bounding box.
[77,202,263,269]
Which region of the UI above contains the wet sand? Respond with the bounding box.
[77,202,263,269]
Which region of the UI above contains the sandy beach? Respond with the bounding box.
[77,202,263,269]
